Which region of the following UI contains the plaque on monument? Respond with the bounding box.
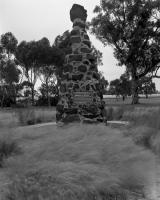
[73,92,92,104]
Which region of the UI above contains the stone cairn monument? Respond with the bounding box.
[56,4,106,123]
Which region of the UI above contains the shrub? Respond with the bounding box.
[16,108,56,126]
[0,139,20,167]
[123,107,160,129]
[106,107,113,120]
[150,131,160,155]
[125,126,157,149]
[113,107,124,120]
[16,108,36,125]
[36,96,58,106]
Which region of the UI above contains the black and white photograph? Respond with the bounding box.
[0,0,160,199]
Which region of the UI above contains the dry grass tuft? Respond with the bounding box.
[4,124,154,200]
[0,131,20,167]
[15,107,56,125]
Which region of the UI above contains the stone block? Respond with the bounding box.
[73,21,85,29]
[71,36,81,44]
[82,40,91,48]
[72,74,83,81]
[87,71,92,75]
[56,104,64,112]
[89,64,96,70]
[95,83,100,90]
[60,84,67,93]
[64,64,73,73]
[68,82,73,88]
[62,73,72,80]
[86,54,95,61]
[81,47,92,53]
[71,29,80,36]
[86,76,91,80]
[84,34,89,40]
[83,60,90,65]
[62,114,80,123]
[68,54,82,62]
[78,64,87,72]
[93,72,100,80]
[73,83,80,91]
[86,84,90,91]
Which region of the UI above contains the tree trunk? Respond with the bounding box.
[1,86,5,108]
[131,77,139,104]
[1,93,5,108]
[46,82,50,107]
[31,86,34,106]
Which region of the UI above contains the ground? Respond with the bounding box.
[0,96,160,200]
[104,95,160,106]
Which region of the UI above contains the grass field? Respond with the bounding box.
[0,96,160,199]
[0,124,155,200]
[104,95,160,106]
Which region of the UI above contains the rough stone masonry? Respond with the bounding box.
[56,4,106,123]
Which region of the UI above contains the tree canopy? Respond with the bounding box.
[90,0,160,104]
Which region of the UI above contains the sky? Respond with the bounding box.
[0,0,160,90]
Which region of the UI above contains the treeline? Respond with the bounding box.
[106,73,156,99]
[0,31,105,107]
[0,32,65,107]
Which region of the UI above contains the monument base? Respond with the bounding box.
[56,104,107,124]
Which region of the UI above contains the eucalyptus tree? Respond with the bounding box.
[38,38,58,106]
[16,40,41,105]
[90,0,160,104]
[1,32,18,58]
[0,32,21,106]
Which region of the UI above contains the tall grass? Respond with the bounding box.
[0,130,20,167]
[121,106,160,155]
[4,124,154,200]
[0,110,18,128]
[15,107,56,125]
[123,107,160,129]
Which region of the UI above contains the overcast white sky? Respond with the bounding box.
[0,0,160,90]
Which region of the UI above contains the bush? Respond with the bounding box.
[36,96,58,107]
[16,108,56,126]
[0,139,20,167]
[105,107,124,121]
[150,131,160,155]
[16,108,36,125]
[106,107,113,120]
[125,126,157,149]
[123,107,160,129]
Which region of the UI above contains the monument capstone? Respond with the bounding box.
[56,4,106,123]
